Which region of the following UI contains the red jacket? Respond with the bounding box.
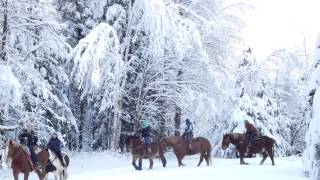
[245,123,257,134]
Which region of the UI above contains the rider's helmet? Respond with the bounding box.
[141,119,150,128]
[26,123,34,133]
[52,131,58,137]
[186,118,191,124]
[244,119,249,124]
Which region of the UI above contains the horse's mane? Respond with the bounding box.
[7,140,22,149]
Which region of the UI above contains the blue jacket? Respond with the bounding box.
[47,137,62,152]
[183,122,193,136]
[140,126,151,138]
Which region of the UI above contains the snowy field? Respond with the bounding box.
[0,151,307,180]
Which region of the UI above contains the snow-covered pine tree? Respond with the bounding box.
[0,0,78,149]
[303,34,320,180]
[219,49,291,155]
[69,23,124,150]
[265,49,309,155]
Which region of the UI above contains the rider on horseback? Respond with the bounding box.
[47,132,65,167]
[182,118,193,151]
[19,123,39,168]
[139,120,152,154]
[244,120,257,147]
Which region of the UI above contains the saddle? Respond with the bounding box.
[21,145,42,171]
[251,136,263,143]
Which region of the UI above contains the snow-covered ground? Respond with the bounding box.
[1,151,307,180]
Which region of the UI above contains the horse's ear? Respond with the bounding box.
[9,139,12,144]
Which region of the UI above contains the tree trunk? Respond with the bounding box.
[78,99,85,149]
[1,0,8,62]
[174,106,181,136]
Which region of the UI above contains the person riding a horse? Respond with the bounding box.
[244,120,257,147]
[19,124,39,167]
[139,120,152,154]
[182,118,193,151]
[47,132,65,167]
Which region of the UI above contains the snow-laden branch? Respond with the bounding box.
[0,125,19,131]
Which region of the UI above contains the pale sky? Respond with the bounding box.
[238,0,320,60]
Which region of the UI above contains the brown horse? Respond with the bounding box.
[221,133,276,165]
[5,140,49,180]
[125,135,166,170]
[162,136,212,167]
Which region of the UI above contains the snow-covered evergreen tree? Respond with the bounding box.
[69,23,124,150]
[303,34,320,180]
[0,0,78,149]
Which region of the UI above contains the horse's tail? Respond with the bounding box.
[272,138,278,153]
[202,137,212,166]
[207,145,212,165]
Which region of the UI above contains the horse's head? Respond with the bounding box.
[5,140,16,161]
[221,134,231,150]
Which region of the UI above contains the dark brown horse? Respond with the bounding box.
[162,136,212,167]
[5,140,49,180]
[221,133,276,165]
[125,135,166,170]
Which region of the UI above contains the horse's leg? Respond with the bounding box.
[159,152,166,167]
[13,171,19,180]
[180,154,186,166]
[131,156,140,170]
[204,153,210,166]
[63,167,68,180]
[260,151,268,165]
[173,149,182,167]
[197,153,204,167]
[54,170,58,180]
[239,148,248,165]
[176,154,185,167]
[148,158,154,169]
[267,148,275,166]
[138,157,142,170]
[24,171,30,180]
[59,170,63,180]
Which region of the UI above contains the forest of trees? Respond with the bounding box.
[0,0,318,177]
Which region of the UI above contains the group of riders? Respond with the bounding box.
[19,124,65,170]
[139,118,258,154]
[18,118,257,170]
